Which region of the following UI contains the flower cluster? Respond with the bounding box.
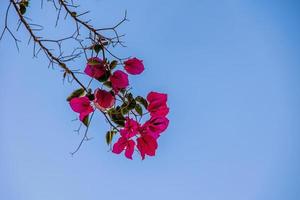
[68,57,169,159]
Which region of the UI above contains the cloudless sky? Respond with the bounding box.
[1,0,300,199]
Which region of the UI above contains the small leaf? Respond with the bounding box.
[93,44,102,54]
[111,117,125,127]
[135,104,143,116]
[125,93,136,110]
[127,99,136,110]
[71,12,77,17]
[126,93,134,101]
[82,115,89,127]
[19,4,26,15]
[135,96,148,109]
[103,81,112,88]
[86,93,95,101]
[105,131,115,145]
[108,107,125,127]
[66,88,85,101]
[108,107,117,115]
[100,38,109,46]
[120,89,126,94]
[109,60,118,70]
[121,106,129,115]
[22,0,29,7]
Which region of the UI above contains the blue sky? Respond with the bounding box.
[1,0,300,199]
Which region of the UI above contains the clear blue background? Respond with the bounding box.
[1,0,300,199]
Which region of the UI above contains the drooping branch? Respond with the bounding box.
[1,1,170,160]
[6,0,123,154]
[10,0,88,91]
[58,0,129,61]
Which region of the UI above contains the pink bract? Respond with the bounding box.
[110,70,129,93]
[84,57,106,79]
[124,57,144,75]
[69,96,94,122]
[120,118,140,138]
[147,91,169,117]
[94,89,115,110]
[112,137,136,159]
[146,116,169,139]
[137,134,158,160]
[147,91,168,103]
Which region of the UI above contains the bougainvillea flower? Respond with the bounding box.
[147,91,167,103]
[147,91,169,117]
[137,134,158,160]
[69,96,94,122]
[84,57,106,79]
[112,136,135,159]
[124,57,144,75]
[120,117,140,138]
[148,102,169,117]
[145,116,169,139]
[110,70,129,93]
[94,88,115,110]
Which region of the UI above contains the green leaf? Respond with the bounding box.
[22,0,29,7]
[108,107,117,115]
[124,93,136,110]
[82,115,89,127]
[108,107,125,127]
[105,131,115,145]
[66,88,85,101]
[135,104,143,116]
[127,99,136,110]
[135,96,148,109]
[120,89,126,94]
[93,44,102,54]
[121,106,129,115]
[71,12,77,17]
[109,60,118,70]
[19,4,26,15]
[111,117,125,127]
[126,93,134,101]
[103,81,112,88]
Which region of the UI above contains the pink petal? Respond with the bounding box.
[79,111,89,122]
[70,97,92,113]
[110,70,129,93]
[125,140,135,159]
[137,135,158,160]
[94,89,115,110]
[124,57,144,75]
[120,118,140,138]
[148,116,169,134]
[84,57,106,79]
[112,137,127,154]
[148,101,169,117]
[147,92,167,103]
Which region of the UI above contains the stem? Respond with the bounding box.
[10,0,87,92]
[71,111,95,155]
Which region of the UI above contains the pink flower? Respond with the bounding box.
[147,91,169,117]
[112,136,135,159]
[94,89,115,110]
[120,118,140,138]
[110,70,129,93]
[124,57,144,75]
[84,57,106,79]
[69,96,94,122]
[137,134,158,160]
[145,116,169,139]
